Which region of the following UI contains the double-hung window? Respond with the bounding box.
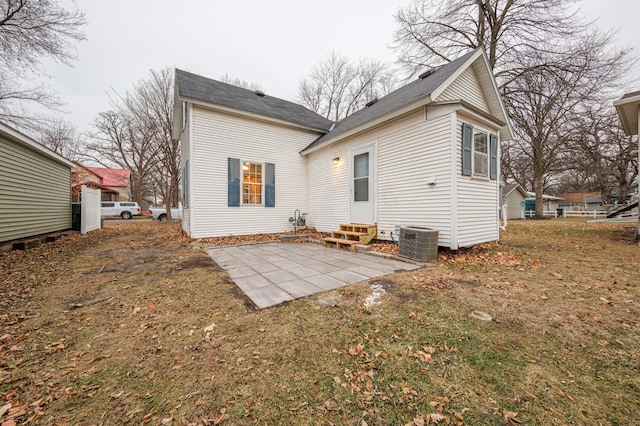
[473,132,488,177]
[228,158,275,207]
[242,162,262,205]
[461,123,498,180]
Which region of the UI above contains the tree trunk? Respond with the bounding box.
[533,152,544,218]
[165,180,173,222]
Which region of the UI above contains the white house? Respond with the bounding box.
[502,183,528,220]
[173,48,512,249]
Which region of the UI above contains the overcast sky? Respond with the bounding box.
[40,0,640,135]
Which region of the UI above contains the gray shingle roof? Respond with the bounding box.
[301,49,479,152]
[175,48,481,149]
[175,69,334,132]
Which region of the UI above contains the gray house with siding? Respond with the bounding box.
[0,121,75,244]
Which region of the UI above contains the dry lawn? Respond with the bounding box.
[1,219,639,425]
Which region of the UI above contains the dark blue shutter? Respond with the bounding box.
[228,158,240,207]
[265,162,275,207]
[461,123,473,176]
[182,160,189,207]
[489,134,498,180]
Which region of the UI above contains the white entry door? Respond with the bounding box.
[349,143,376,224]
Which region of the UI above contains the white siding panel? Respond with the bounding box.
[308,109,454,247]
[0,135,71,242]
[181,104,192,234]
[437,67,490,113]
[189,107,319,238]
[455,114,500,247]
[505,192,525,220]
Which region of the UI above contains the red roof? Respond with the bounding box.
[87,167,130,187]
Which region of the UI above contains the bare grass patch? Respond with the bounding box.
[1,219,639,424]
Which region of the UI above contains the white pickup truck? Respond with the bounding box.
[148,205,183,222]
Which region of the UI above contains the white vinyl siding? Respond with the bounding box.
[308,109,455,247]
[437,66,490,113]
[188,106,319,238]
[181,104,192,234]
[455,112,500,247]
[0,134,72,243]
[505,190,526,220]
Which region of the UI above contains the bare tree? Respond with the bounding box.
[393,0,580,78]
[298,52,399,122]
[0,0,86,126]
[35,117,83,161]
[503,33,631,215]
[127,68,179,220]
[86,69,178,213]
[87,107,159,205]
[566,106,638,204]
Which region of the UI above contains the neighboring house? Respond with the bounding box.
[173,48,512,249]
[71,163,118,202]
[585,195,603,211]
[0,121,74,244]
[72,165,131,202]
[502,183,528,220]
[556,192,601,211]
[525,192,563,212]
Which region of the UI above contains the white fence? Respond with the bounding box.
[81,185,102,234]
[562,210,608,218]
[522,209,607,219]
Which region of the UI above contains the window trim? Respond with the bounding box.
[461,122,497,181]
[473,130,489,178]
[241,160,264,206]
[228,158,275,207]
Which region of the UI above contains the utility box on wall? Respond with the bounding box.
[398,226,439,262]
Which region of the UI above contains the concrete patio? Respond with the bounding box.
[206,242,421,308]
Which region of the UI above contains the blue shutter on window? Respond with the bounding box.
[265,162,275,207]
[461,123,473,176]
[489,134,498,180]
[182,160,189,207]
[228,158,240,207]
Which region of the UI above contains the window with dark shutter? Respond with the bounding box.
[265,163,275,207]
[182,160,190,207]
[489,134,498,180]
[228,158,240,207]
[461,123,473,176]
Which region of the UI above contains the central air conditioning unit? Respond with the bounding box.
[398,226,439,262]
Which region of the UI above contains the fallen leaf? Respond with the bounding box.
[428,412,446,423]
[214,413,229,424]
[0,404,11,417]
[203,322,216,333]
[502,410,520,424]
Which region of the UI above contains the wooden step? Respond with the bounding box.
[332,230,368,237]
[323,224,378,251]
[323,237,361,252]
